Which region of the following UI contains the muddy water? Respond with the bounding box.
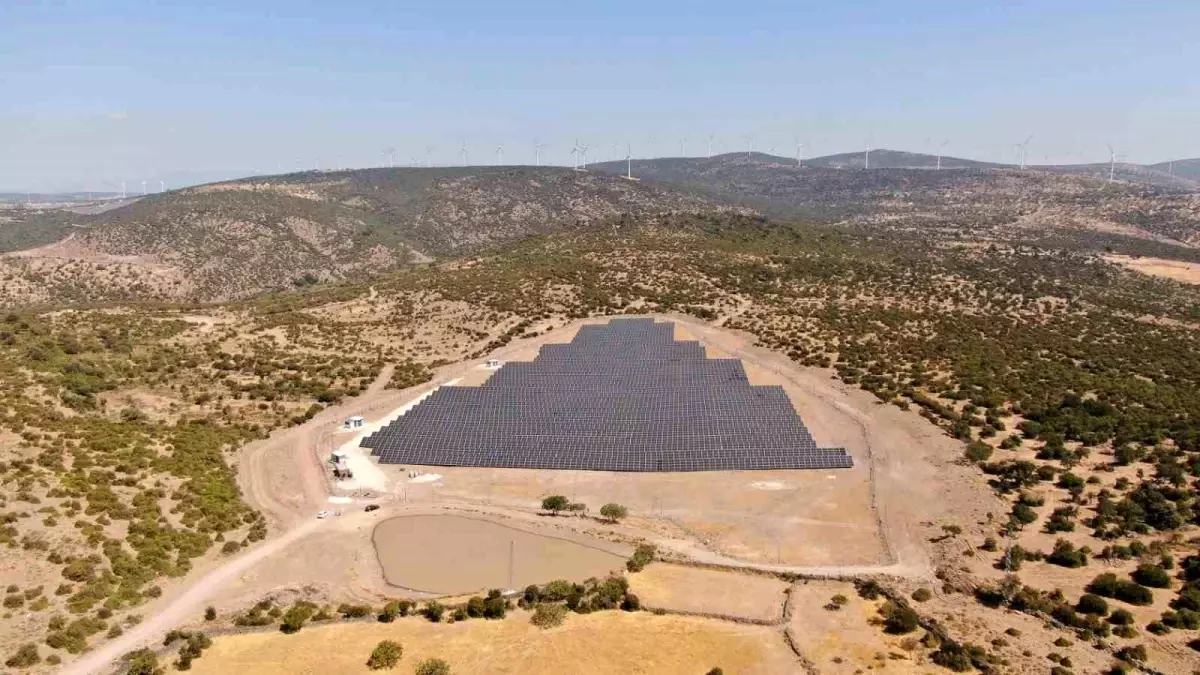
[372,515,627,594]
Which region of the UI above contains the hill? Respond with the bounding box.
[590,153,1200,249]
[0,167,735,305]
[1149,157,1200,180]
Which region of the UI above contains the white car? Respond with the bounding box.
[316,510,330,519]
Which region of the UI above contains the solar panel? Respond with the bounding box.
[365,318,853,472]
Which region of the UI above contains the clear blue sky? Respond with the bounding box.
[3,0,1198,191]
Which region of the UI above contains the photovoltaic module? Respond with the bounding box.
[363,318,852,472]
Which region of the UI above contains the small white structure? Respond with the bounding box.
[486,359,503,369]
[344,415,365,430]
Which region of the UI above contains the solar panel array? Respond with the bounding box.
[364,318,853,472]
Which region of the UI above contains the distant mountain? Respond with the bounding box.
[0,166,737,305]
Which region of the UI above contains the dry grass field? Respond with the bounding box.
[185,611,800,675]
[627,563,788,622]
[1104,253,1200,284]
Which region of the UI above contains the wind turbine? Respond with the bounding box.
[159,180,165,193]
[425,146,434,168]
[496,145,503,165]
[936,140,949,170]
[141,181,147,196]
[534,140,544,166]
[580,144,589,169]
[680,136,687,157]
[744,135,754,159]
[625,143,636,180]
[460,140,468,167]
[383,147,396,168]
[569,139,581,170]
[1015,135,1033,169]
[864,139,871,170]
[795,142,804,168]
[707,134,714,158]
[120,181,126,199]
[1106,144,1118,182]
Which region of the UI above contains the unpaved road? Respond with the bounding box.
[59,519,325,675]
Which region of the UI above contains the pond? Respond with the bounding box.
[372,514,628,595]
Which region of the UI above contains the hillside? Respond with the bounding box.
[1149,158,1200,180]
[0,167,734,305]
[591,153,1200,251]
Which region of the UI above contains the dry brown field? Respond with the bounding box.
[627,563,788,622]
[185,611,801,675]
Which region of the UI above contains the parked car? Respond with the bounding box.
[365,504,380,512]
[316,510,330,519]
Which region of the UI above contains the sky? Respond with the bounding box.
[2,0,1198,192]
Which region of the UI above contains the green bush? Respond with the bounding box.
[1130,564,1170,589]
[5,643,40,668]
[366,640,402,670]
[626,544,656,572]
[1076,594,1108,616]
[531,603,568,629]
[414,657,451,675]
[599,503,628,522]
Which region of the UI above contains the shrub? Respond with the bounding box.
[881,601,920,634]
[5,643,40,668]
[599,503,628,522]
[367,640,402,670]
[414,658,451,675]
[1130,564,1170,589]
[541,495,569,514]
[626,544,656,572]
[530,602,568,629]
[204,606,216,621]
[280,601,318,634]
[706,669,725,675]
[912,588,932,602]
[1114,644,1146,663]
[120,648,163,675]
[1077,594,1109,616]
[1047,539,1088,568]
[337,603,373,619]
[965,441,993,463]
[422,601,445,623]
[1108,608,1134,625]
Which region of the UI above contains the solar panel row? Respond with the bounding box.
[365,318,853,472]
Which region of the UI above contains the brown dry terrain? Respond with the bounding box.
[1105,253,1200,284]
[184,610,800,675]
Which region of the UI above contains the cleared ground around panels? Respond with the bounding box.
[627,563,788,623]
[385,318,884,566]
[371,514,629,595]
[185,611,801,675]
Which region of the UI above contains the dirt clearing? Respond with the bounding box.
[1105,254,1200,284]
[628,564,788,622]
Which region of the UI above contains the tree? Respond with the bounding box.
[1131,564,1171,589]
[367,640,402,670]
[204,606,216,621]
[541,495,569,515]
[1077,594,1109,616]
[599,503,628,523]
[414,658,451,675]
[881,601,920,634]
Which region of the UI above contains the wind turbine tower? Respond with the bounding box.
[936,140,949,170]
[1107,144,1118,182]
[159,180,165,193]
[624,143,638,181]
[744,135,754,159]
[1016,135,1033,169]
[864,141,871,170]
[120,181,126,199]
[680,136,687,157]
[460,141,468,167]
[496,145,503,166]
[570,139,581,170]
[707,134,714,158]
[796,142,804,168]
[534,140,544,166]
[141,181,147,196]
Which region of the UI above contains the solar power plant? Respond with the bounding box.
[365,318,853,472]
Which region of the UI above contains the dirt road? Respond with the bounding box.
[59,519,326,675]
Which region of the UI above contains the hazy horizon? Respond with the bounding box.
[4,1,1198,192]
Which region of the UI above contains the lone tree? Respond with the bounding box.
[541,495,570,515]
[414,657,451,675]
[599,503,628,523]
[367,640,402,670]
